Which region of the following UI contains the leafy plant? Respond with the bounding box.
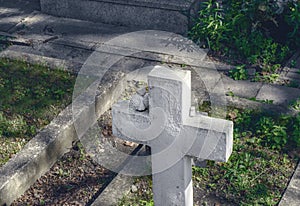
[291,114,300,146]
[190,0,229,50]
[257,117,287,149]
[229,65,248,80]
[248,97,274,104]
[286,1,300,48]
[290,98,300,110]
[290,59,297,68]
[190,0,300,79]
[261,73,280,83]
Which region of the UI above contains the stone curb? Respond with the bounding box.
[279,161,300,206]
[40,0,202,35]
[0,70,128,205]
[0,105,77,205]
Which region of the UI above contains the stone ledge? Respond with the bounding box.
[92,0,195,10]
[279,162,300,206]
[40,0,202,34]
[0,105,77,205]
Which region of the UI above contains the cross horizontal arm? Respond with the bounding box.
[183,115,233,162]
[112,100,167,144]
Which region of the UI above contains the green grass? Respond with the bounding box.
[0,58,75,166]
[118,108,300,206]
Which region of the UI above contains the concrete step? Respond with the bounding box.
[40,0,202,35]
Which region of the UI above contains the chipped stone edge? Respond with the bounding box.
[279,162,300,206]
[0,71,127,205]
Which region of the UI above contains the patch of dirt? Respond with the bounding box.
[12,143,115,206]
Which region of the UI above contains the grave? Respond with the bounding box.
[40,0,202,34]
[112,66,233,205]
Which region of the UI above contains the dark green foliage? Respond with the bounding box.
[190,0,300,70]
[229,65,248,80]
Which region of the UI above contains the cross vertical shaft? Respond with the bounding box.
[112,65,233,206]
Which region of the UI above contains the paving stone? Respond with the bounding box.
[40,0,202,34]
[256,84,300,105]
[286,71,300,81]
[222,75,263,98]
[279,163,300,206]
[0,49,81,73]
[10,13,134,46]
[0,0,40,32]
[226,96,297,116]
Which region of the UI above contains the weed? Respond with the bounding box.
[226,91,235,97]
[290,98,300,111]
[198,101,212,114]
[291,114,300,147]
[190,0,300,79]
[248,97,274,104]
[290,60,297,68]
[261,73,280,83]
[256,116,287,149]
[229,65,248,80]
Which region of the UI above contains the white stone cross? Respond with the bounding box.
[112,66,233,206]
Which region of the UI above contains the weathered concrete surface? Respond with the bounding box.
[91,174,134,206]
[222,75,263,99]
[0,0,40,32]
[278,51,300,88]
[256,84,300,105]
[279,162,300,206]
[40,0,202,34]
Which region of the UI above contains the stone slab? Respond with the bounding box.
[0,48,82,73]
[256,84,300,105]
[279,162,300,206]
[286,71,300,81]
[0,0,40,32]
[222,75,263,98]
[91,174,134,206]
[226,96,297,116]
[90,145,148,206]
[40,0,202,34]
[9,12,134,46]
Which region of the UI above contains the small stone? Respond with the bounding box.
[130,94,146,111]
[123,141,136,147]
[136,87,147,96]
[131,184,138,193]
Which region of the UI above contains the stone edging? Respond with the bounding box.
[279,161,300,206]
